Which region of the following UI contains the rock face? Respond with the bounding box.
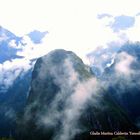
[103,43,140,127]
[18,49,136,140]
[0,26,46,137]
[0,69,32,137]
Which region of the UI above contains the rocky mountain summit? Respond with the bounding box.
[18,49,136,140]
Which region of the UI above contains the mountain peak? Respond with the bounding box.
[18,49,136,140]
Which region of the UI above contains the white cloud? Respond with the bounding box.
[17,35,50,59]
[8,40,18,48]
[1,0,139,91]
[115,52,135,76]
[1,0,140,64]
[28,57,100,140]
[0,58,32,92]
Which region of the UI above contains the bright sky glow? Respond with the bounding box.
[1,0,140,63]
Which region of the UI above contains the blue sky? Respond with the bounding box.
[109,15,135,32]
[28,30,48,44]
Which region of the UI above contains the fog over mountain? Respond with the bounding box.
[102,42,140,128]
[17,49,136,140]
[0,26,48,136]
[0,26,140,140]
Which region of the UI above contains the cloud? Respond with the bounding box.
[0,26,51,94]
[52,60,99,140]
[8,39,19,48]
[0,27,49,93]
[0,58,33,92]
[16,35,50,60]
[4,108,16,120]
[136,12,140,16]
[86,42,124,76]
[115,52,135,76]
[97,13,113,19]
[1,0,140,65]
[23,56,101,140]
[88,13,140,74]
[101,45,140,98]
[1,0,140,66]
